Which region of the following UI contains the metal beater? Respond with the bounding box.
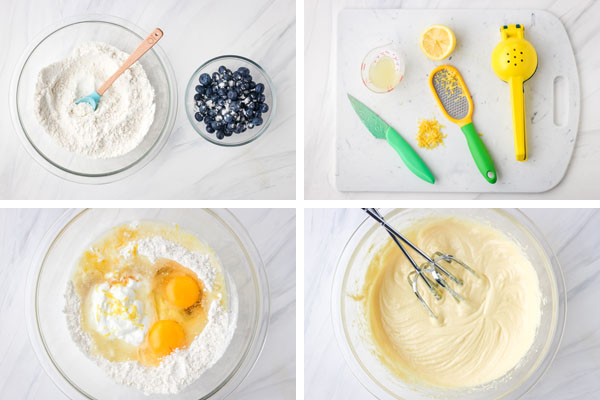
[363,208,480,320]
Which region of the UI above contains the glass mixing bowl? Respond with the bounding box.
[26,209,269,399]
[332,209,566,400]
[185,55,276,146]
[10,15,177,184]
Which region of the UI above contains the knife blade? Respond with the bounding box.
[347,94,435,184]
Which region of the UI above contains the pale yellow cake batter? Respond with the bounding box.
[362,217,541,388]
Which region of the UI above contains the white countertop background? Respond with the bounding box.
[305,208,600,399]
[0,0,296,200]
[0,208,296,399]
[305,0,600,199]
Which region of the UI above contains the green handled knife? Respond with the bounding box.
[347,94,435,184]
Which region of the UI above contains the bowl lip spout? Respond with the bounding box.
[9,14,178,185]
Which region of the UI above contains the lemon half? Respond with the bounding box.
[419,24,456,60]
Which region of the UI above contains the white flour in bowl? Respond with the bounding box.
[34,41,155,159]
[64,235,237,394]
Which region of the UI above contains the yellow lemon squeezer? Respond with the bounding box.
[491,24,538,161]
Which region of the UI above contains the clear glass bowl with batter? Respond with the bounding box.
[10,15,177,184]
[332,209,566,399]
[26,209,269,399]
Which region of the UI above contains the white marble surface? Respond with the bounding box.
[0,0,295,199]
[305,0,600,199]
[305,208,600,399]
[0,208,296,399]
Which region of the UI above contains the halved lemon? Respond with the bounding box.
[419,24,456,60]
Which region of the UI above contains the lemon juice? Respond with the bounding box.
[361,44,405,93]
[368,56,400,91]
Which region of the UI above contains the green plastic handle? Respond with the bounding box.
[460,122,497,184]
[385,127,435,184]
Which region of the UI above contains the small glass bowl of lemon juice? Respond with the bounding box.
[361,43,406,93]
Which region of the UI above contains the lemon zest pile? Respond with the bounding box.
[416,117,446,150]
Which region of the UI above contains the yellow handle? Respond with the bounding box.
[508,76,526,161]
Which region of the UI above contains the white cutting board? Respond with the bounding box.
[336,9,579,192]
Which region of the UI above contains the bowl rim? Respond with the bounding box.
[330,208,567,400]
[9,14,178,184]
[184,54,277,147]
[25,208,270,399]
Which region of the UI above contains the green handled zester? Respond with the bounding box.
[429,65,497,184]
[347,94,435,184]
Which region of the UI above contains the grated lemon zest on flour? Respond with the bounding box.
[416,117,446,149]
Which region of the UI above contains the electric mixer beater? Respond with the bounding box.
[363,208,481,320]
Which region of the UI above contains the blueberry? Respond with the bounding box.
[237,66,250,75]
[194,112,203,122]
[248,123,255,129]
[224,113,233,123]
[194,93,202,101]
[233,71,242,81]
[248,81,256,89]
[230,101,240,112]
[208,109,217,118]
[217,88,226,97]
[250,92,258,100]
[198,104,207,114]
[212,72,221,81]
[199,73,212,86]
[245,109,254,118]
[216,130,225,140]
[227,90,238,100]
[224,129,233,137]
[255,83,265,94]
[259,94,266,102]
[195,85,204,93]
[218,65,227,75]
[260,103,269,113]
[206,125,215,134]
[247,102,256,110]
[243,74,252,82]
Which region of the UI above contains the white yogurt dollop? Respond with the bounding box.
[90,278,149,346]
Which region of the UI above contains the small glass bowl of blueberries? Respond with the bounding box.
[185,55,276,146]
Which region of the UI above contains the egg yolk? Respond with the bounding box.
[165,275,200,309]
[148,320,185,357]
